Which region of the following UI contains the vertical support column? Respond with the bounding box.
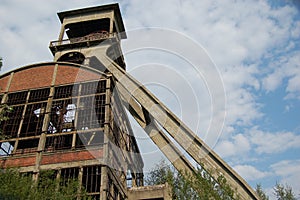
[77,166,83,200]
[56,169,61,192]
[58,23,65,42]
[131,172,137,187]
[100,166,108,200]
[100,76,112,200]
[109,12,114,35]
[72,84,82,149]
[35,64,58,173]
[103,76,111,165]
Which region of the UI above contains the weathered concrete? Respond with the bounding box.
[128,184,172,200]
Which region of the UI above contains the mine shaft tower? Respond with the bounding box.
[0,3,259,200]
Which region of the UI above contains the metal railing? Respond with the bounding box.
[50,31,117,48]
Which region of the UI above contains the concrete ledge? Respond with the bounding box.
[127,183,172,200]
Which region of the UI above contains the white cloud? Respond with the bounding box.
[262,51,300,99]
[215,133,250,158]
[249,127,300,154]
[233,164,271,181]
[263,71,283,92]
[215,126,300,160]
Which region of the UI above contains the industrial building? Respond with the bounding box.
[0,3,259,200]
[0,4,170,200]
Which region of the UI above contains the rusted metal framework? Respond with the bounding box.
[0,70,143,199]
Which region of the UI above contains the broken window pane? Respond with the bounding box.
[21,102,47,137]
[0,105,24,138]
[16,138,39,154]
[0,141,15,156]
[76,130,104,148]
[50,99,76,133]
[45,134,73,151]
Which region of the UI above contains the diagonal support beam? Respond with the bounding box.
[117,84,195,177]
[90,46,259,200]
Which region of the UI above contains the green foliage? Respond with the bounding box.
[0,57,2,68]
[0,104,13,138]
[145,160,174,186]
[0,168,91,200]
[145,160,237,200]
[256,184,269,200]
[146,161,299,200]
[274,183,296,200]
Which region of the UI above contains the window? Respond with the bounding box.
[20,102,46,137]
[82,166,101,193]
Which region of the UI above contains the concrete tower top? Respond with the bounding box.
[49,3,127,56]
[57,3,127,39]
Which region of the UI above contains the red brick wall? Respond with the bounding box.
[55,65,102,85]
[41,149,103,165]
[0,75,9,93]
[9,65,54,92]
[0,155,36,168]
[0,149,103,168]
[0,63,104,93]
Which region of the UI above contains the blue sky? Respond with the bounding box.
[0,0,299,199]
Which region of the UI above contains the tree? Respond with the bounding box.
[0,104,13,138]
[274,183,296,200]
[0,57,2,69]
[147,161,299,200]
[0,168,91,200]
[256,184,269,200]
[145,160,237,200]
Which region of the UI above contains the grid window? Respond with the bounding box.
[60,167,79,187]
[81,81,99,96]
[95,94,106,127]
[16,138,39,154]
[20,102,47,137]
[7,91,27,105]
[82,166,101,193]
[76,130,104,148]
[28,88,50,102]
[97,80,106,93]
[81,80,106,96]
[0,105,24,138]
[49,99,76,133]
[77,95,105,130]
[45,134,73,151]
[54,84,79,99]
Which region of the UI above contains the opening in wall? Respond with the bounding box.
[0,141,15,156]
[76,131,104,149]
[16,138,39,154]
[45,134,73,152]
[82,165,101,194]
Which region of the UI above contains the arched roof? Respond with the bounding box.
[0,62,107,93]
